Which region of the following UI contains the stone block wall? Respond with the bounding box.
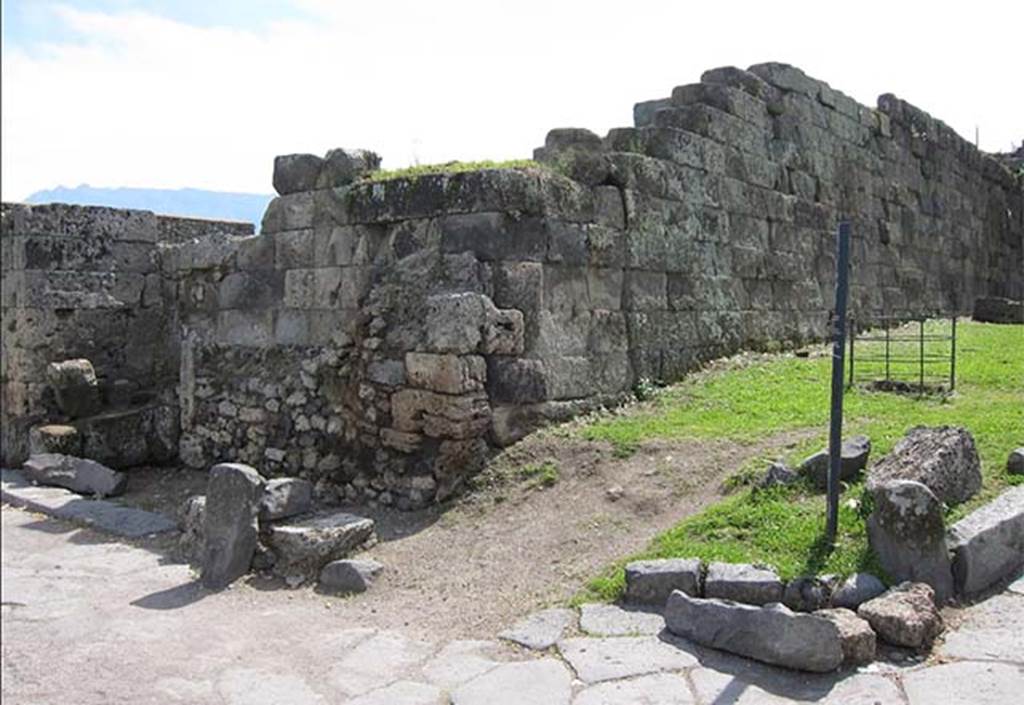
[3,62,1020,506]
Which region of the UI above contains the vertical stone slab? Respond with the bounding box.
[201,462,264,589]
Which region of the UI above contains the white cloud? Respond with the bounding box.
[3,0,1022,200]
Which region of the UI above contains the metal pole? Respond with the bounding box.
[826,221,851,544]
[950,315,957,392]
[884,320,891,381]
[847,315,855,388]
[919,319,925,395]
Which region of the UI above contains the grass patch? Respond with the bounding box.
[364,159,542,182]
[519,461,560,489]
[576,321,1023,602]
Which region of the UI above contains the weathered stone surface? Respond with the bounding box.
[799,435,871,488]
[948,485,1024,597]
[704,562,784,605]
[319,558,384,593]
[938,593,1024,663]
[46,359,101,419]
[406,352,486,394]
[866,480,953,603]
[316,148,381,189]
[28,424,82,456]
[328,631,433,697]
[868,426,982,505]
[177,494,206,564]
[345,680,442,705]
[782,577,830,612]
[830,572,886,610]
[1007,447,1024,475]
[624,557,702,606]
[857,582,943,649]
[574,673,695,705]
[664,591,843,672]
[578,603,664,636]
[421,640,502,691]
[22,453,127,497]
[498,607,574,650]
[558,636,698,683]
[972,295,1024,324]
[814,608,876,665]
[273,153,323,195]
[259,477,313,521]
[452,659,571,705]
[201,462,264,590]
[71,404,178,468]
[263,510,375,581]
[758,460,796,488]
[903,661,1024,705]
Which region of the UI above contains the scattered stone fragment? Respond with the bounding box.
[1007,448,1024,475]
[799,435,871,489]
[782,576,830,612]
[759,460,797,488]
[452,659,571,705]
[557,636,698,683]
[46,358,102,419]
[578,603,664,636]
[28,424,82,456]
[263,510,375,580]
[947,485,1024,597]
[664,591,843,672]
[259,477,313,521]
[604,485,625,502]
[867,426,981,505]
[22,453,127,497]
[815,608,876,665]
[857,582,943,649]
[319,558,384,593]
[498,608,575,650]
[866,480,953,603]
[177,494,206,564]
[830,572,886,609]
[704,562,783,605]
[624,558,701,606]
[573,673,694,705]
[201,462,264,590]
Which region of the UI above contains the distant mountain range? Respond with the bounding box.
[24,185,274,229]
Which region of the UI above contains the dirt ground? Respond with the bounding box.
[108,410,819,642]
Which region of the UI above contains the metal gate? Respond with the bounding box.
[847,314,957,394]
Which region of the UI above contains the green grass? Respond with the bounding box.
[519,460,560,489]
[364,159,542,182]
[576,321,1023,603]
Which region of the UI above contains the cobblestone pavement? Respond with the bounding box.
[2,506,1021,704]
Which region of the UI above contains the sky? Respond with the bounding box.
[2,0,1022,201]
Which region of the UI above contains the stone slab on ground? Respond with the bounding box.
[578,603,665,636]
[937,593,1024,662]
[420,640,503,691]
[947,485,1024,597]
[857,582,942,649]
[451,659,571,705]
[263,510,375,580]
[664,591,843,673]
[623,558,701,606]
[903,661,1024,705]
[573,673,695,705]
[345,680,443,705]
[972,295,1024,324]
[1,468,176,538]
[22,453,127,497]
[557,636,698,683]
[704,562,783,605]
[498,607,575,650]
[328,631,434,697]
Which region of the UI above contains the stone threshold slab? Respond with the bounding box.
[1,468,177,538]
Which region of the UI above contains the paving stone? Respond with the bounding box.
[937,593,1024,662]
[499,607,575,650]
[452,659,571,705]
[817,673,906,705]
[623,558,701,606]
[947,485,1024,597]
[830,573,886,610]
[420,640,503,691]
[687,668,798,705]
[202,462,264,590]
[216,667,325,705]
[704,562,784,605]
[903,661,1024,705]
[259,477,313,521]
[578,603,665,636]
[557,636,698,684]
[345,680,443,705]
[572,673,695,705]
[319,558,384,593]
[857,582,942,649]
[22,453,127,497]
[328,631,434,697]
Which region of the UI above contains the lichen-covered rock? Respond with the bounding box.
[316,148,381,189]
[704,562,783,605]
[201,463,264,590]
[624,558,702,606]
[22,453,127,497]
[46,359,102,419]
[815,608,876,665]
[857,582,943,649]
[867,426,981,505]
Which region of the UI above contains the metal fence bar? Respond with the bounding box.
[918,319,925,394]
[950,315,957,391]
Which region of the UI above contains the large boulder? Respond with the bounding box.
[263,511,375,581]
[46,359,102,419]
[830,572,886,610]
[814,608,876,665]
[947,485,1024,597]
[857,582,943,649]
[623,558,701,606]
[665,591,843,672]
[799,435,871,489]
[867,426,981,505]
[259,477,313,521]
[704,562,783,605]
[866,480,953,603]
[201,463,264,590]
[22,453,127,497]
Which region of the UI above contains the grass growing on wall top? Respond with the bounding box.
[364,159,543,182]
[575,320,1024,603]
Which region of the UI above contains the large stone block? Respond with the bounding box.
[22,453,127,497]
[263,511,375,581]
[201,462,264,590]
[259,477,313,522]
[704,562,784,605]
[486,357,546,403]
[261,193,315,234]
[948,485,1024,598]
[624,558,701,606]
[868,426,982,506]
[272,153,323,195]
[46,359,102,419]
[406,352,486,395]
[425,292,523,356]
[315,148,381,189]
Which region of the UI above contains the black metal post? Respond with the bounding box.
[826,221,851,544]
[950,315,957,392]
[847,315,855,388]
[884,320,891,381]
[919,319,925,395]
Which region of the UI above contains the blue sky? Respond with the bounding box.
[2,1,1022,200]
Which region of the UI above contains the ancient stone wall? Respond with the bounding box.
[3,63,1021,505]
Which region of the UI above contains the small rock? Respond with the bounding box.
[604,485,625,502]
[1007,448,1024,475]
[259,477,313,521]
[320,558,384,593]
[815,608,876,665]
[624,558,701,606]
[704,562,783,605]
[176,495,206,564]
[499,608,575,650]
[799,435,871,489]
[867,426,981,505]
[782,576,830,612]
[46,358,102,419]
[759,461,797,488]
[831,573,886,609]
[22,453,127,497]
[201,462,264,590]
[29,424,82,456]
[858,582,943,649]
